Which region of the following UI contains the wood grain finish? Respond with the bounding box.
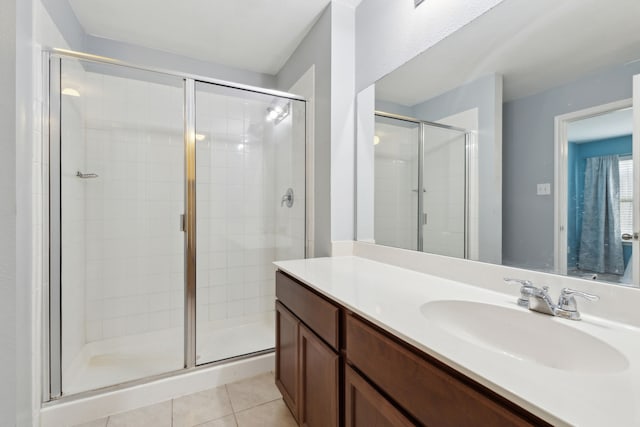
[345,365,415,427]
[299,323,339,427]
[276,271,340,351]
[345,314,551,427]
[275,301,299,421]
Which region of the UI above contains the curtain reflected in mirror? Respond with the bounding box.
[566,109,634,285]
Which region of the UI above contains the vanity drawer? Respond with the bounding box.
[345,314,548,427]
[276,271,340,351]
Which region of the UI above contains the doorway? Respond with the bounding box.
[555,100,637,285]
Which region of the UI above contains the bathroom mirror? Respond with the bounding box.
[356,0,640,288]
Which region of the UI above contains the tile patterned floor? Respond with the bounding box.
[73,372,297,427]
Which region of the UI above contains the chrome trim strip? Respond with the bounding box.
[464,133,470,259]
[48,55,62,399]
[184,79,197,369]
[41,51,52,403]
[417,123,425,252]
[374,110,469,133]
[50,48,305,102]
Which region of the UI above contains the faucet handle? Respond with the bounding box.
[504,278,534,288]
[504,278,535,307]
[557,288,599,320]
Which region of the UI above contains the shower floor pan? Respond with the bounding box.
[62,314,275,396]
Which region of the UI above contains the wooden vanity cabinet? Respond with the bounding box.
[275,301,300,419]
[275,270,552,427]
[345,364,414,427]
[275,271,340,427]
[345,313,550,427]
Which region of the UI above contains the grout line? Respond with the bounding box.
[225,383,238,414]
[171,398,174,427]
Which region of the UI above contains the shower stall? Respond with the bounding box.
[47,51,306,398]
[373,112,469,258]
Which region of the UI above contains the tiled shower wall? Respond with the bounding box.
[374,124,419,250]
[422,130,466,258]
[195,89,301,328]
[80,71,185,343]
[60,67,305,349]
[60,60,87,374]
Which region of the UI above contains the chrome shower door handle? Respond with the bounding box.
[76,171,99,179]
[281,188,294,208]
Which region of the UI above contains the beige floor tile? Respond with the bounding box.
[173,386,234,427]
[72,419,108,427]
[226,372,281,412]
[235,400,297,427]
[195,414,238,427]
[106,401,172,427]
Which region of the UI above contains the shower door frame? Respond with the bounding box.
[373,111,471,256]
[45,49,307,401]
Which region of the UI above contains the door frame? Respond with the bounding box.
[553,98,633,276]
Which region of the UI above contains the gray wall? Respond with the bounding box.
[355,0,504,91]
[503,62,640,269]
[85,36,275,88]
[1,0,34,424]
[41,0,274,88]
[374,99,413,117]
[0,0,18,422]
[40,0,84,50]
[277,5,332,256]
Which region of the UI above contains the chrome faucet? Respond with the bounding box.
[504,278,599,321]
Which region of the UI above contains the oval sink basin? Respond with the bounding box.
[420,300,628,374]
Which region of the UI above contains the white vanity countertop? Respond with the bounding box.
[274,256,640,427]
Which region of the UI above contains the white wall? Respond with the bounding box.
[330,2,356,243]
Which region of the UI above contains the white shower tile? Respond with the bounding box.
[226,268,244,284]
[243,282,260,299]
[209,286,227,304]
[85,321,103,342]
[228,284,244,301]
[227,251,246,268]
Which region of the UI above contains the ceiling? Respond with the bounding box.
[67,0,344,75]
[376,0,640,106]
[568,108,633,143]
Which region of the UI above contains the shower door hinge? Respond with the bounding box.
[180,214,185,232]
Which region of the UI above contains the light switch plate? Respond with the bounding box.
[537,183,551,195]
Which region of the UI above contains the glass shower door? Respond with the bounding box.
[373,115,420,250]
[54,57,186,396]
[421,124,467,258]
[194,82,306,364]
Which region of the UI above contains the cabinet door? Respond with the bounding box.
[345,365,415,427]
[275,301,299,420]
[299,323,339,427]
